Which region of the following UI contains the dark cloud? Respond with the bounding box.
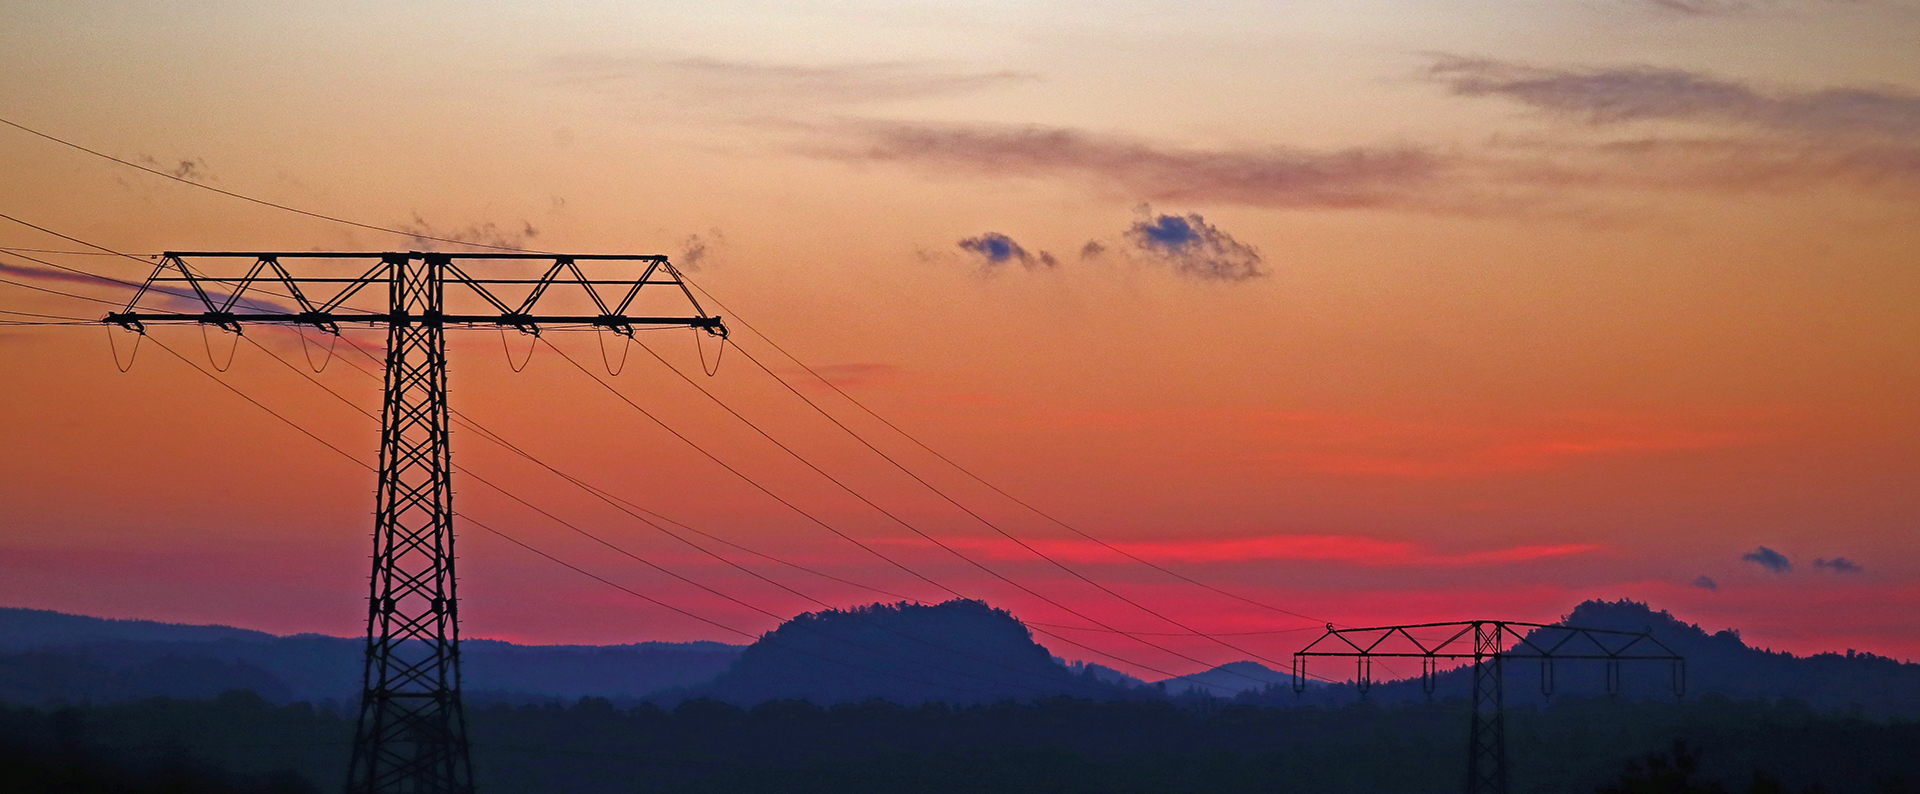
[956,232,1056,272]
[1078,240,1107,260]
[552,55,1037,108]
[1692,575,1718,591]
[680,229,723,271]
[1742,546,1792,573]
[1429,56,1920,140]
[829,122,1446,210]
[136,154,212,183]
[1814,557,1864,573]
[1124,213,1264,282]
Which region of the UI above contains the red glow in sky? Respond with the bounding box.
[1,1,1917,677]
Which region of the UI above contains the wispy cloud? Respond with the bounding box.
[1431,55,1920,140]
[553,54,1037,111]
[822,121,1447,209]
[1640,0,1860,17]
[1814,557,1864,573]
[797,363,899,389]
[1743,545,1793,573]
[1425,55,1920,200]
[880,533,1601,567]
[1693,575,1719,591]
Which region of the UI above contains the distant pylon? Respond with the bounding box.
[1292,619,1685,794]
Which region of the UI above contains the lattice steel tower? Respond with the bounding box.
[107,251,725,794]
[1294,619,1685,794]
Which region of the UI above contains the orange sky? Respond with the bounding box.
[1,0,1917,675]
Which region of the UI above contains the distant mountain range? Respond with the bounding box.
[3,599,1917,716]
[0,607,741,705]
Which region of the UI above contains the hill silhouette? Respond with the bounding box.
[676,600,1135,706]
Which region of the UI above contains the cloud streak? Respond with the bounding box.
[553,54,1037,109]
[880,533,1601,567]
[1815,557,1864,573]
[1431,56,1920,140]
[826,122,1446,209]
[1641,0,1860,16]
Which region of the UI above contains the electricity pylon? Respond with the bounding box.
[106,251,725,794]
[1293,620,1684,794]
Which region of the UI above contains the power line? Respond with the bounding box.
[144,328,1093,703]
[0,307,94,321]
[680,276,1333,627]
[10,220,1315,689]
[0,211,159,267]
[338,330,925,605]
[316,332,1339,687]
[543,338,1295,687]
[237,332,1128,700]
[6,113,1336,636]
[0,246,136,256]
[3,126,1346,683]
[691,336,1309,674]
[0,117,526,253]
[0,268,139,307]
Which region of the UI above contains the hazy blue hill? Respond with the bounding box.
[0,608,276,650]
[680,599,1136,706]
[462,639,744,703]
[1157,660,1292,697]
[0,607,743,706]
[1248,599,1920,718]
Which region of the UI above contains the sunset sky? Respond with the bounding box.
[2,0,1917,676]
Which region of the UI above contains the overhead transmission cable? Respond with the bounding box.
[651,334,1310,674]
[143,331,1097,702]
[0,115,1331,632]
[4,216,1298,687]
[239,333,1133,699]
[0,118,523,253]
[680,276,1332,628]
[543,338,1291,688]
[2,120,1342,681]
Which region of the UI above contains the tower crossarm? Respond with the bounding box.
[101,251,726,337]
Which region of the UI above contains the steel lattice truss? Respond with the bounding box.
[106,252,725,794]
[1294,621,1684,794]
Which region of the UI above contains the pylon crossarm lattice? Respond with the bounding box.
[102,252,725,794]
[1291,620,1684,794]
